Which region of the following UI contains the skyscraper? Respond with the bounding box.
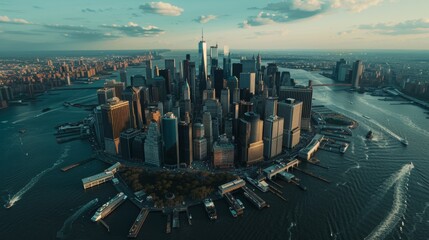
[162,112,179,168]
[130,75,145,87]
[203,112,213,152]
[221,88,230,118]
[158,69,172,95]
[263,115,284,159]
[223,46,231,78]
[214,68,224,99]
[146,60,153,80]
[265,97,278,119]
[119,128,140,161]
[239,72,256,94]
[238,112,264,166]
[278,98,302,149]
[121,86,143,129]
[241,57,256,73]
[104,80,125,101]
[232,63,243,80]
[165,59,176,82]
[213,134,235,169]
[120,70,127,87]
[145,121,163,166]
[198,34,208,83]
[101,97,130,154]
[97,88,115,105]
[279,85,312,131]
[193,123,207,161]
[178,121,193,167]
[352,60,364,89]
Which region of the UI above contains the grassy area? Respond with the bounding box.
[120,167,236,207]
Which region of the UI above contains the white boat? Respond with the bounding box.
[91,192,127,222]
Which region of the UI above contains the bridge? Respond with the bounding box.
[311,83,352,87]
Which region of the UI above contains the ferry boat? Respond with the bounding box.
[366,130,373,139]
[203,198,217,220]
[91,192,127,222]
[4,201,13,209]
[362,115,371,119]
[400,138,409,146]
[228,207,237,218]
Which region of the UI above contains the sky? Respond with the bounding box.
[0,0,429,51]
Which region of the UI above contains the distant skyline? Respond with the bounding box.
[1,0,429,51]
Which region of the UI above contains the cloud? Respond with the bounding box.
[101,22,165,37]
[42,24,119,40]
[240,1,330,28]
[2,30,42,35]
[139,2,183,16]
[81,8,113,13]
[331,0,383,13]
[358,19,429,35]
[193,15,217,24]
[0,15,31,24]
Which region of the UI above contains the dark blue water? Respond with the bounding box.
[1,53,428,240]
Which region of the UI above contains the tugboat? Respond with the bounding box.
[229,207,238,218]
[366,130,373,139]
[203,198,217,220]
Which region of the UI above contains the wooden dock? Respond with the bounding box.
[166,213,172,234]
[61,157,94,172]
[127,208,149,238]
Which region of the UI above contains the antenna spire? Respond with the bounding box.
[201,28,204,41]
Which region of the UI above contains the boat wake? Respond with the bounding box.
[287,221,297,240]
[364,163,414,240]
[57,198,98,239]
[4,145,70,209]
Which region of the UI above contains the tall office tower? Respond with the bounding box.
[279,85,313,131]
[226,76,238,103]
[214,68,224,99]
[66,74,71,86]
[213,134,235,169]
[266,63,278,86]
[193,123,207,161]
[280,71,292,86]
[147,76,166,102]
[223,46,231,78]
[203,88,216,101]
[119,129,140,160]
[158,69,172,95]
[144,121,163,166]
[122,86,143,129]
[241,57,256,73]
[179,81,192,120]
[263,115,284,159]
[193,122,205,138]
[97,88,116,105]
[93,106,104,147]
[104,80,125,100]
[120,70,127,87]
[101,97,130,154]
[132,132,146,162]
[278,98,302,149]
[189,62,197,104]
[198,34,208,83]
[178,121,193,167]
[334,58,346,80]
[162,112,179,168]
[239,72,256,94]
[338,64,351,82]
[153,65,159,77]
[265,97,278,119]
[210,44,219,77]
[178,61,183,80]
[212,117,220,140]
[146,60,153,80]
[165,59,176,82]
[256,77,264,95]
[131,75,145,87]
[251,95,265,119]
[203,98,222,135]
[238,112,264,166]
[352,60,364,88]
[183,57,190,83]
[233,88,240,103]
[224,117,233,138]
[139,86,150,110]
[203,112,213,153]
[232,63,243,80]
[239,100,253,118]
[221,88,230,117]
[256,53,262,72]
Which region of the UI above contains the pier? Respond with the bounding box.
[224,192,244,216]
[166,214,172,234]
[99,219,110,232]
[294,167,331,183]
[242,186,268,209]
[61,157,95,172]
[127,208,150,238]
[172,209,180,229]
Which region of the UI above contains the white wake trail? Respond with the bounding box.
[4,145,70,208]
[364,163,414,240]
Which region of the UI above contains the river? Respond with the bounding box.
[0,52,428,240]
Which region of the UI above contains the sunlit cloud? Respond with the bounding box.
[101,22,165,37]
[139,2,184,16]
[193,15,217,24]
[0,15,31,24]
